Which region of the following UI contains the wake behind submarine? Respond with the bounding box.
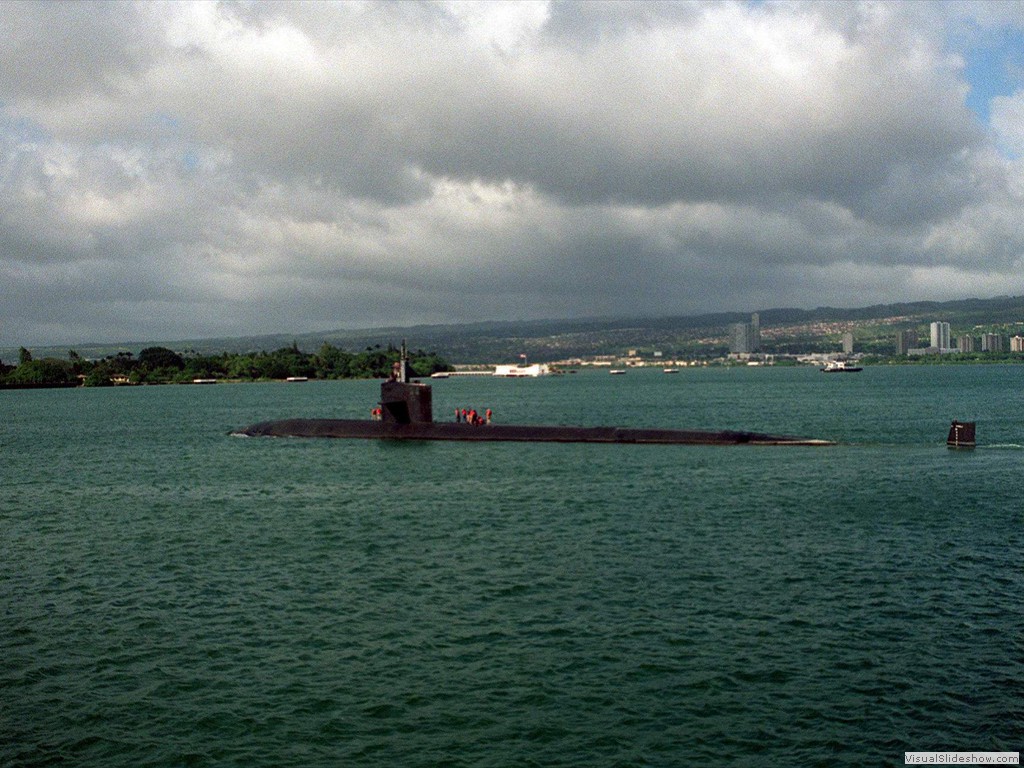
[232,345,834,446]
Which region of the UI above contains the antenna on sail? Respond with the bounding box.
[390,340,411,383]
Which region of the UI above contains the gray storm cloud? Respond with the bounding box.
[1,0,1022,345]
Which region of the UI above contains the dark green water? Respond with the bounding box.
[2,366,1022,766]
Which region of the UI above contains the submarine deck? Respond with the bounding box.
[233,419,833,446]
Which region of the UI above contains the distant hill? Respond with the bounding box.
[8,295,1024,364]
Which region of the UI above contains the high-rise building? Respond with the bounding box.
[982,333,1003,352]
[896,329,918,355]
[930,322,951,350]
[1011,336,1024,352]
[729,314,761,355]
[957,335,975,353]
[729,323,755,354]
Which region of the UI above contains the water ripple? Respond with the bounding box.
[3,374,1022,766]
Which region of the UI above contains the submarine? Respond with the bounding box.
[233,345,834,446]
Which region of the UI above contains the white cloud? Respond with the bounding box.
[442,0,550,51]
[991,91,1024,155]
[1,0,1023,345]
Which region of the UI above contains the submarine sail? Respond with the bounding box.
[947,420,976,449]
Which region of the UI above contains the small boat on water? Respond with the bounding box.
[663,368,679,374]
[821,361,862,373]
[285,376,309,382]
[609,369,627,375]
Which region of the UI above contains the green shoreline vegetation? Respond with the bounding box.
[0,343,453,388]
[4,338,1022,390]
[6,297,1024,388]
[8,296,1024,371]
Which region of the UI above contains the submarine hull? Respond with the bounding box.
[233,419,832,446]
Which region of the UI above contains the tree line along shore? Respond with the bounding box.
[0,343,453,388]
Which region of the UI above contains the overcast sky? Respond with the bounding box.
[3,0,1024,346]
